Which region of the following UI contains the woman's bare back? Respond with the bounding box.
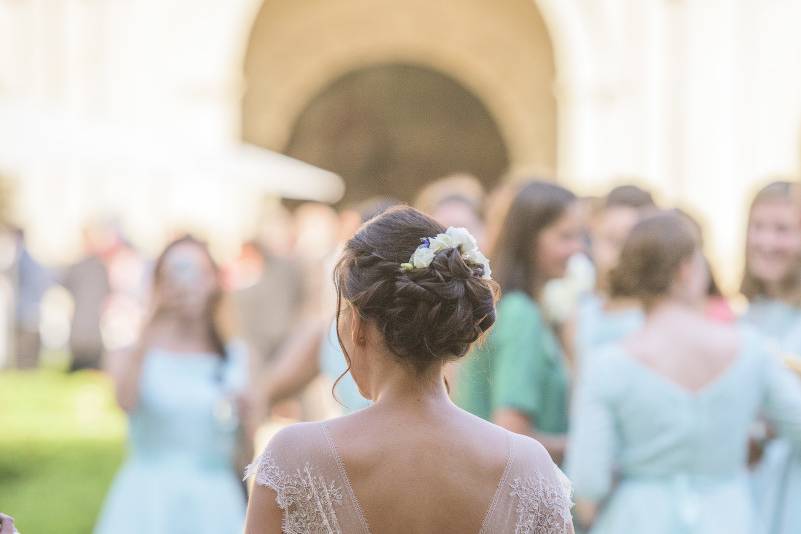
[246,404,573,534]
[328,404,511,533]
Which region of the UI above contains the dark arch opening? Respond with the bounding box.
[282,63,510,204]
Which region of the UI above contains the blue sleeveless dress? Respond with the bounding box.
[94,343,248,534]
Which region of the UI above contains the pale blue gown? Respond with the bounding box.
[94,343,249,534]
[566,329,801,534]
[744,299,801,534]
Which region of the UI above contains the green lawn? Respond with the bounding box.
[0,369,126,534]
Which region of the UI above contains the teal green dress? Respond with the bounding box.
[744,299,801,534]
[566,329,801,534]
[455,291,569,435]
[94,344,248,534]
[575,294,643,368]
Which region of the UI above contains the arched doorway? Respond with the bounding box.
[241,0,558,193]
[282,64,509,203]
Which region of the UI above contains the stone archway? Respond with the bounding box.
[242,0,559,189]
[282,63,509,203]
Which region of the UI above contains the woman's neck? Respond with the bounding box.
[150,317,214,351]
[762,280,785,301]
[530,275,550,301]
[645,298,703,324]
[369,360,452,413]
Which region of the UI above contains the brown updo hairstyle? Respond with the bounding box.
[334,206,498,372]
[608,211,700,306]
[740,180,801,302]
[490,180,577,297]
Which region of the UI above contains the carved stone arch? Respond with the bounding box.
[242,0,565,198]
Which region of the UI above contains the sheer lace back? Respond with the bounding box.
[245,423,573,534]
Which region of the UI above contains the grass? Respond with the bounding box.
[0,368,126,534]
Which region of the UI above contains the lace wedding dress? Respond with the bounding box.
[246,422,573,534]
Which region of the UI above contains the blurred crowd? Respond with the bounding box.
[4,173,801,533]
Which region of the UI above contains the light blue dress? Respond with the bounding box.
[744,299,801,534]
[566,329,801,534]
[574,294,643,368]
[94,343,249,534]
[743,298,801,343]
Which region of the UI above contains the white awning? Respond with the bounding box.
[0,103,344,203]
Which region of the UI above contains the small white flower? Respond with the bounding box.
[463,248,492,279]
[400,226,492,280]
[445,227,478,252]
[428,233,455,252]
[412,246,436,268]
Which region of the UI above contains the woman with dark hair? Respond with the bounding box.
[455,180,584,464]
[96,236,251,534]
[244,206,573,533]
[566,212,801,534]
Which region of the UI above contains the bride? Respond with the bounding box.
[244,206,573,533]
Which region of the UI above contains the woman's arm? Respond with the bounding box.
[574,500,599,529]
[105,340,149,413]
[490,296,568,460]
[762,350,801,443]
[258,321,325,407]
[563,349,619,531]
[105,296,164,413]
[244,486,283,534]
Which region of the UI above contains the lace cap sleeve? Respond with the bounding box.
[505,435,574,534]
[244,423,351,533]
[244,448,282,492]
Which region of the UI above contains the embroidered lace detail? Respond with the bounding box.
[508,468,574,534]
[245,451,344,534]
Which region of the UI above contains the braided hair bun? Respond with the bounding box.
[335,206,497,369]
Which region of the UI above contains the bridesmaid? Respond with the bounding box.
[740,181,801,534]
[566,211,801,534]
[741,181,801,337]
[96,236,251,534]
[455,180,584,464]
[568,185,655,370]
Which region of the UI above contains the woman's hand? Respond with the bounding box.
[0,513,19,534]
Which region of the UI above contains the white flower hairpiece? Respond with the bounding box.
[400,227,492,280]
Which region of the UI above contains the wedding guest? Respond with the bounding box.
[740,181,801,534]
[96,236,251,534]
[567,211,801,534]
[455,180,583,464]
